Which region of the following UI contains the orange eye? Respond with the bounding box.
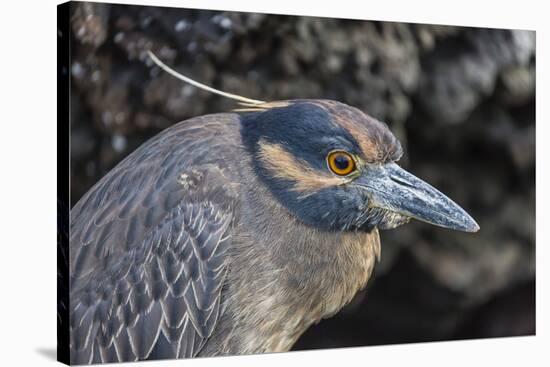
[327,151,356,176]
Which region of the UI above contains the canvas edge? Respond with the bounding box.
[57,1,71,365]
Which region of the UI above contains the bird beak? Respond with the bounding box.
[356,163,479,232]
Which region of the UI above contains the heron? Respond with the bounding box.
[68,51,478,364]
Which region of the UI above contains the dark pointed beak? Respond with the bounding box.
[356,163,479,232]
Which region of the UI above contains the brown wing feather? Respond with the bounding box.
[69,114,241,364]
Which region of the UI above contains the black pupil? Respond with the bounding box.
[334,155,350,171]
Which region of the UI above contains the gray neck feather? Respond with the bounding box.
[203,160,380,355]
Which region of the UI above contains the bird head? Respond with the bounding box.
[241,100,479,233]
[145,52,479,234]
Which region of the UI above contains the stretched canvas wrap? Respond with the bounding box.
[57,1,536,365]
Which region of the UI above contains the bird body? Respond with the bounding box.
[69,99,478,364]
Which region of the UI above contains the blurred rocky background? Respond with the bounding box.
[68,2,535,349]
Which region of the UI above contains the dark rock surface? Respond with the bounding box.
[68,2,535,349]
